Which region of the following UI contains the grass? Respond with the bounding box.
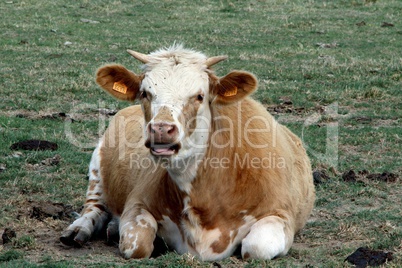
[0,0,401,267]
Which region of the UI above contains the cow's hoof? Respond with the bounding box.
[60,228,90,247]
[106,219,120,246]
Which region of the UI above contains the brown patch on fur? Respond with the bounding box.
[153,106,174,123]
[86,199,99,203]
[82,207,93,214]
[130,245,152,259]
[230,229,238,243]
[147,172,186,223]
[180,94,201,136]
[88,180,97,191]
[91,169,99,177]
[94,203,106,212]
[211,230,230,254]
[142,99,152,123]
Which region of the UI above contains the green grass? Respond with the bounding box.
[0,0,401,267]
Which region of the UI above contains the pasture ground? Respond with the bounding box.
[0,0,401,267]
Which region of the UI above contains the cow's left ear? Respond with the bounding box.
[211,71,258,105]
[96,64,142,102]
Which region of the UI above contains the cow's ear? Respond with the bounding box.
[96,65,142,101]
[211,71,257,105]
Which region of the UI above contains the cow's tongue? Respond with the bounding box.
[151,147,175,156]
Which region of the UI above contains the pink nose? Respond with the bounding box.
[148,122,178,144]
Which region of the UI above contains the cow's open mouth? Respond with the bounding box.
[149,143,180,156]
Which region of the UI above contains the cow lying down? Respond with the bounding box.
[60,45,315,261]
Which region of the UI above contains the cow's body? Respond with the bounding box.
[61,45,315,261]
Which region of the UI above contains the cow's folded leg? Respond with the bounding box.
[119,206,157,259]
[241,215,293,260]
[60,146,109,247]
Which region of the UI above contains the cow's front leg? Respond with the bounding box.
[241,215,293,260]
[60,177,109,247]
[60,146,110,247]
[119,205,157,259]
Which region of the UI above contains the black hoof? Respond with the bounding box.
[60,228,89,247]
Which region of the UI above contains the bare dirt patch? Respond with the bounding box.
[0,108,117,122]
[345,247,393,267]
[1,200,124,264]
[10,140,58,151]
[342,169,399,183]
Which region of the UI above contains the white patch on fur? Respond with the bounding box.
[140,45,213,194]
[135,209,158,230]
[158,215,187,254]
[66,217,92,235]
[182,197,199,227]
[194,228,223,261]
[120,233,139,259]
[181,198,255,261]
[157,214,260,261]
[197,214,258,261]
[241,216,288,260]
[167,152,205,194]
[238,215,257,240]
[88,140,102,182]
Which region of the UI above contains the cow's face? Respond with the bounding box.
[96,46,257,161]
[139,62,212,159]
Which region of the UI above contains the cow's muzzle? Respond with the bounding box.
[145,122,181,156]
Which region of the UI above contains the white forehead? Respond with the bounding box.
[140,45,210,100]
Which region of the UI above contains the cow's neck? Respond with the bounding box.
[165,101,247,195]
[166,107,212,194]
[166,147,207,194]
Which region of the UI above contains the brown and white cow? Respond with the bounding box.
[60,45,315,261]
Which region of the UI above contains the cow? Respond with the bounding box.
[60,45,315,261]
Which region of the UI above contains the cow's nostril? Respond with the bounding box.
[167,125,177,135]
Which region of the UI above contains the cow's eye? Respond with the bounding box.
[197,94,204,102]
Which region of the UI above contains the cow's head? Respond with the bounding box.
[96,45,257,161]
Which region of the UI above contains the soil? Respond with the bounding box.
[2,228,16,244]
[30,201,74,221]
[313,169,331,185]
[342,169,399,184]
[345,247,393,268]
[1,201,123,264]
[10,140,58,151]
[0,168,398,265]
[0,200,173,264]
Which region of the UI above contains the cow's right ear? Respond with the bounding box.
[96,65,142,101]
